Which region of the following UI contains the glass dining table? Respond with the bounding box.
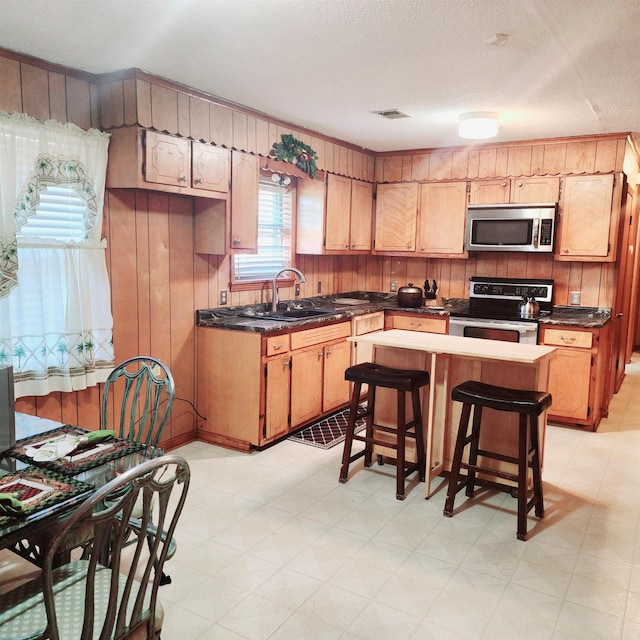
[0,412,161,566]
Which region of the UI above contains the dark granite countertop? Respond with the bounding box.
[196,292,611,333]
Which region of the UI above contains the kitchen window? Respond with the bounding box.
[232,173,294,285]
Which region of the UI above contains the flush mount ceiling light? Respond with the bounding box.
[458,111,500,140]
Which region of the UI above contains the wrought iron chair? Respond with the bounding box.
[102,356,175,447]
[0,454,190,640]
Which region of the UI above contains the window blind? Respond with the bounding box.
[234,175,293,281]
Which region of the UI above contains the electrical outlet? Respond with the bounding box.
[295,283,300,297]
[219,289,227,305]
[317,281,322,293]
[390,280,397,292]
[570,291,581,306]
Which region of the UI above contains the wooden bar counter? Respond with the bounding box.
[348,330,556,497]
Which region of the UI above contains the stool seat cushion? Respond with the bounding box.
[451,380,552,416]
[345,362,430,392]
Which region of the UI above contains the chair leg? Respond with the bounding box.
[411,388,426,482]
[465,405,483,497]
[339,381,363,483]
[395,389,407,500]
[530,415,544,518]
[443,403,472,516]
[517,414,529,541]
[363,385,376,468]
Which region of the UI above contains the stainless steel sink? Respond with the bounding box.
[239,308,336,322]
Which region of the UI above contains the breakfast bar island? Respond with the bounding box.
[348,329,556,497]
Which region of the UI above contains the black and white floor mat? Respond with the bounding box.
[288,403,367,449]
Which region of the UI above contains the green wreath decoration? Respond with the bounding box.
[270,134,319,179]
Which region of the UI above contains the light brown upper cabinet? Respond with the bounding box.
[469,177,560,204]
[417,181,468,257]
[106,127,230,199]
[297,174,373,254]
[556,173,620,261]
[373,182,418,253]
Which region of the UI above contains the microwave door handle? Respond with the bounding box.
[532,218,540,248]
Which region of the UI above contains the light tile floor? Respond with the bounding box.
[161,355,640,639]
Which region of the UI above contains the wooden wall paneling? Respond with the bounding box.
[406,256,426,289]
[530,145,545,175]
[189,96,210,141]
[525,254,554,280]
[310,136,324,171]
[506,146,532,177]
[36,392,63,424]
[177,92,190,137]
[428,151,452,181]
[550,260,570,305]
[451,150,469,180]
[352,151,363,181]
[581,263,605,307]
[564,141,596,174]
[122,78,138,126]
[495,147,508,177]
[449,259,467,299]
[475,253,500,277]
[347,149,354,178]
[566,262,584,306]
[599,263,616,308]
[151,84,178,134]
[89,83,101,129]
[100,81,124,129]
[478,148,498,179]
[108,190,141,359]
[411,153,429,181]
[210,103,233,147]
[506,254,527,278]
[401,155,413,181]
[136,79,152,128]
[167,195,196,441]
[60,388,78,426]
[337,145,347,176]
[383,156,403,182]
[48,72,67,123]
[21,63,50,121]
[246,115,257,154]
[542,143,567,175]
[0,56,22,113]
[595,139,621,173]
[374,157,383,183]
[323,141,335,174]
[256,118,271,157]
[268,122,279,155]
[233,111,249,151]
[75,385,101,431]
[65,77,92,130]
[466,148,480,179]
[193,252,211,310]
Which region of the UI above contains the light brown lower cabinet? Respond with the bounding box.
[539,323,610,430]
[196,321,351,450]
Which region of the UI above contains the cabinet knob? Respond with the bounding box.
[616,313,623,319]
[501,181,508,188]
[194,178,203,184]
[410,321,421,328]
[420,246,425,251]
[563,247,569,253]
[178,175,187,183]
[560,335,576,343]
[351,242,356,248]
[406,243,413,249]
[517,181,523,188]
[232,238,241,245]
[272,343,284,351]
[326,349,332,357]
[345,244,349,249]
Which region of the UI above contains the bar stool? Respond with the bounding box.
[339,362,429,500]
[443,380,552,540]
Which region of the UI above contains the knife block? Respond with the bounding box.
[0,365,15,453]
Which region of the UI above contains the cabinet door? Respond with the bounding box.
[192,143,230,193]
[144,131,190,187]
[469,180,510,204]
[557,174,615,259]
[417,181,467,255]
[322,339,351,413]
[374,182,418,252]
[230,151,259,252]
[349,180,373,251]
[264,355,291,441]
[510,177,559,203]
[547,348,592,420]
[290,346,323,427]
[325,174,352,251]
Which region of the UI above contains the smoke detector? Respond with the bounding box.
[373,108,411,120]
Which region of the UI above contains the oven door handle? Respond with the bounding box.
[449,318,538,333]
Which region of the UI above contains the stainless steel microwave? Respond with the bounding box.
[464,203,557,253]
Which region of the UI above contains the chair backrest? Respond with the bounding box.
[102,356,175,447]
[41,455,190,640]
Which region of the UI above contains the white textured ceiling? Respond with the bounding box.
[1,0,639,152]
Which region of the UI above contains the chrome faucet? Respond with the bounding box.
[272,268,306,311]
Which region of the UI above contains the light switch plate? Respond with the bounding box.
[219,289,227,305]
[390,280,398,292]
[570,291,581,305]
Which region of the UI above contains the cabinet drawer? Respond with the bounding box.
[290,322,350,350]
[265,334,290,356]
[542,328,593,349]
[389,314,447,334]
[352,312,384,336]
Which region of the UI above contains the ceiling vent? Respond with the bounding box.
[373,108,411,120]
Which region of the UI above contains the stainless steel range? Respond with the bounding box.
[448,277,554,344]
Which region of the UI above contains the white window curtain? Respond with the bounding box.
[0,110,114,398]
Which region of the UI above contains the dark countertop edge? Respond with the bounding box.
[195,294,611,332]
